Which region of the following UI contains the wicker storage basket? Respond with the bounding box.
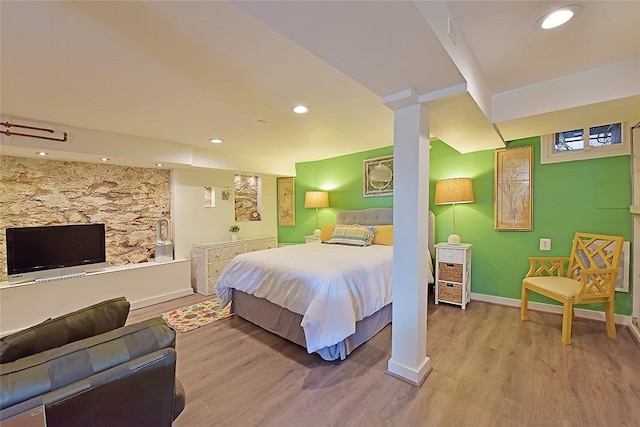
[437,282,462,303]
[438,262,463,282]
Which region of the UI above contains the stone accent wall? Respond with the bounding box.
[0,156,171,281]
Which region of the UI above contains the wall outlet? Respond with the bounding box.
[540,238,551,251]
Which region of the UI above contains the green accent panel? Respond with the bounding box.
[277,146,393,244]
[279,138,632,315]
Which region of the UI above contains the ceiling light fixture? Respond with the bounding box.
[209,138,223,144]
[536,5,580,30]
[36,151,49,156]
[100,157,109,162]
[292,105,309,114]
[155,163,163,167]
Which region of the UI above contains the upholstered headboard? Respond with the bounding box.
[336,208,393,226]
[335,208,436,255]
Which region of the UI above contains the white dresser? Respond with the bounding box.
[191,236,277,295]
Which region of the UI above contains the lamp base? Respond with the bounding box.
[447,234,461,245]
[313,228,321,237]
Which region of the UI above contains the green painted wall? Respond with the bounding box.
[431,137,632,315]
[278,146,393,244]
[279,137,633,315]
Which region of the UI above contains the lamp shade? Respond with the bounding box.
[434,178,474,205]
[304,191,329,208]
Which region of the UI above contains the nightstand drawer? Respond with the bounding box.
[437,282,462,304]
[438,248,465,264]
[438,262,463,282]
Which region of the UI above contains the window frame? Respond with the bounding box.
[540,121,630,164]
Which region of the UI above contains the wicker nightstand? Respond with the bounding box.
[434,243,472,309]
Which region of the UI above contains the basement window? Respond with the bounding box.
[540,122,630,164]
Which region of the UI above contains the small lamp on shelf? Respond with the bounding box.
[434,178,474,245]
[304,191,329,237]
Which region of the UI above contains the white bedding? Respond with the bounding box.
[216,243,398,353]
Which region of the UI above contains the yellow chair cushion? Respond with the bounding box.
[523,276,581,298]
[320,223,335,242]
[372,225,393,245]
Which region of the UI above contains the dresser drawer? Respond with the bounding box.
[246,238,277,252]
[207,244,244,261]
[208,259,232,277]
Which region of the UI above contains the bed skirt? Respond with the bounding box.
[231,289,392,361]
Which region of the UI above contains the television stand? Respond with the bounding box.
[35,272,86,283]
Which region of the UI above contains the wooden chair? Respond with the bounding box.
[520,232,624,344]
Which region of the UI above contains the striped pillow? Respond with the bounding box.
[326,225,376,247]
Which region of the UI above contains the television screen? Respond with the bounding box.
[6,224,106,283]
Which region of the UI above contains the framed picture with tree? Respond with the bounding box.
[494,146,533,230]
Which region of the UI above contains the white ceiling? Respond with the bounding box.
[1,1,639,176]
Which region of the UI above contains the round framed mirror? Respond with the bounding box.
[369,163,393,190]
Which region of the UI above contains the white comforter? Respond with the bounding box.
[215,243,396,353]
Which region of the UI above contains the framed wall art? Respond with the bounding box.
[494,146,533,230]
[363,155,394,197]
[277,177,295,226]
[234,174,261,222]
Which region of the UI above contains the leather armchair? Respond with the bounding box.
[0,298,185,426]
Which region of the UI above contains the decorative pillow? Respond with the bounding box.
[372,225,394,245]
[320,223,335,242]
[326,225,376,247]
[0,296,130,364]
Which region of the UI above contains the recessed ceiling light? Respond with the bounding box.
[209,138,223,144]
[100,157,109,162]
[536,5,580,30]
[36,151,49,156]
[155,163,163,167]
[292,105,309,114]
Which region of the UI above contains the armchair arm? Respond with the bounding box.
[574,267,621,301]
[526,256,571,278]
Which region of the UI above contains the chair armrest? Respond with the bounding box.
[526,256,571,277]
[574,267,621,300]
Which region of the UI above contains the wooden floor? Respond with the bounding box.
[128,294,640,427]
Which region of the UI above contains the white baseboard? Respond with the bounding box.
[130,288,194,310]
[469,292,633,326]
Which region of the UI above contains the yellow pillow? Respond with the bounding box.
[372,225,393,245]
[320,223,335,242]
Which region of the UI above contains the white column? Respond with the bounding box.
[386,99,431,386]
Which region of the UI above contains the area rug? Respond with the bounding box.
[161,297,233,333]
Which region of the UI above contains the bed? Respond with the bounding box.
[215,208,435,361]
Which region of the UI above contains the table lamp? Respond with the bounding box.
[304,191,329,237]
[434,178,474,245]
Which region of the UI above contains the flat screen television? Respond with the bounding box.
[6,224,106,283]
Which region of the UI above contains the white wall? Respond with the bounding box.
[171,169,278,260]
